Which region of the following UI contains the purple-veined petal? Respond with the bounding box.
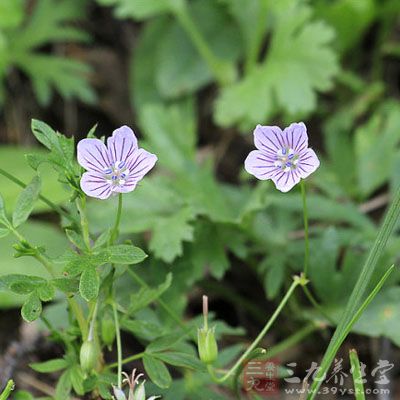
[254,125,284,154]
[272,169,301,193]
[244,150,280,180]
[283,122,308,153]
[126,149,157,183]
[80,171,112,200]
[77,139,111,173]
[107,126,138,164]
[296,148,320,178]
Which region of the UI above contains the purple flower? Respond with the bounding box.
[245,122,320,192]
[77,126,157,199]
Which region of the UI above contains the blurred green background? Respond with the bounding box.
[1,0,400,398]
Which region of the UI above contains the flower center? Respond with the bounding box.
[103,160,129,186]
[274,147,299,172]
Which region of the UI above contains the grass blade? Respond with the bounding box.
[349,349,366,400]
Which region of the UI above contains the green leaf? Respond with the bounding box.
[12,176,41,227]
[30,358,69,373]
[108,244,147,265]
[0,147,69,213]
[55,370,72,400]
[349,349,366,400]
[129,273,172,314]
[0,228,10,238]
[79,267,99,301]
[153,352,205,371]
[143,354,172,389]
[37,282,55,302]
[121,319,164,341]
[355,102,400,197]
[149,207,195,263]
[31,120,58,150]
[98,0,171,20]
[155,0,242,99]
[0,221,67,308]
[65,229,86,250]
[146,332,184,353]
[51,277,79,293]
[0,274,46,294]
[0,193,10,226]
[140,100,196,173]
[21,292,42,322]
[69,364,85,396]
[215,0,339,128]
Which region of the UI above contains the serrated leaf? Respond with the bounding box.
[30,358,68,373]
[215,1,339,128]
[79,267,99,301]
[21,293,42,322]
[143,354,172,389]
[108,244,147,265]
[149,207,195,263]
[129,273,172,314]
[13,176,41,227]
[65,229,86,250]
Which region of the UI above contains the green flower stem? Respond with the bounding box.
[0,380,14,400]
[266,322,321,359]
[208,276,305,383]
[76,197,91,251]
[112,301,123,388]
[170,0,231,86]
[300,180,309,276]
[0,167,74,223]
[108,352,145,369]
[308,265,395,399]
[110,194,123,245]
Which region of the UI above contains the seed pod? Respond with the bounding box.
[101,316,115,348]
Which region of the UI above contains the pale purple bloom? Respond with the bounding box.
[78,126,157,199]
[245,122,320,192]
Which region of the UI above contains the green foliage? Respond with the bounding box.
[0,0,95,107]
[13,176,41,228]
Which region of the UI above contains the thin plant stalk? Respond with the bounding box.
[307,265,395,399]
[0,380,14,400]
[208,276,305,383]
[307,185,400,399]
[113,301,123,388]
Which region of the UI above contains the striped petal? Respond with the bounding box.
[80,171,112,199]
[107,126,138,164]
[77,139,111,173]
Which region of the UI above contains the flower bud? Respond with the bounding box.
[198,326,218,364]
[197,295,218,364]
[101,316,115,348]
[80,339,98,373]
